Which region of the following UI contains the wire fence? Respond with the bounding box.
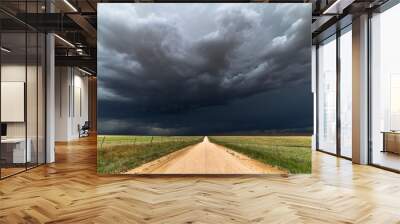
[98,136,202,150]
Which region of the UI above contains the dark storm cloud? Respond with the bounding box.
[98,3,312,135]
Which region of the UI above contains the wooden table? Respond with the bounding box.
[382,131,400,154]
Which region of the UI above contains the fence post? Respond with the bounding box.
[100,136,106,150]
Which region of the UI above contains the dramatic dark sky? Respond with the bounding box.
[98,3,312,135]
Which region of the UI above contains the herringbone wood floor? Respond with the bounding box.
[1,136,400,224]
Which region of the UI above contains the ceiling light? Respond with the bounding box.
[54,34,75,48]
[63,0,78,12]
[323,0,341,14]
[322,0,354,15]
[76,48,85,55]
[78,67,92,76]
[1,47,11,53]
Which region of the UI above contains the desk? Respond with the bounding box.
[382,132,400,154]
[1,138,31,164]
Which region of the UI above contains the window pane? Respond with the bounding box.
[340,28,352,158]
[371,3,400,171]
[318,36,337,154]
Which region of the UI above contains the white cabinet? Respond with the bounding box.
[1,138,32,163]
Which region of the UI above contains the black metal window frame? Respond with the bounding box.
[314,18,353,161]
[315,0,400,173]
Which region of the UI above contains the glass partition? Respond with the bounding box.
[0,2,46,179]
[1,31,28,177]
[317,35,337,154]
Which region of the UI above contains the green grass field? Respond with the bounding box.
[97,135,311,174]
[208,136,311,173]
[97,135,203,174]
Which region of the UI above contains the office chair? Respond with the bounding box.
[79,121,90,138]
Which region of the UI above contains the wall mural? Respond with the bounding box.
[97,3,312,174]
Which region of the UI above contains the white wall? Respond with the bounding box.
[55,67,70,141]
[55,67,89,141]
[72,73,89,138]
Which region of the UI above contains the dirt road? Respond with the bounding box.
[126,137,287,174]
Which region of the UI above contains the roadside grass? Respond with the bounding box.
[97,135,203,174]
[209,136,311,174]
